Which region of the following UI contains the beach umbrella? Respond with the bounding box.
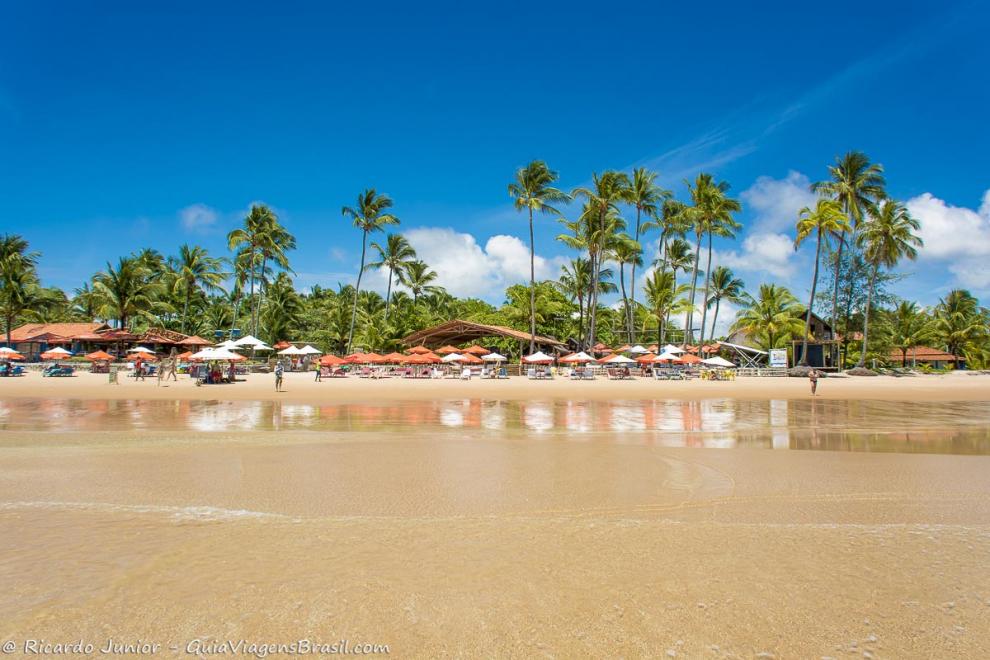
[481,352,506,362]
[702,356,736,367]
[460,353,483,364]
[653,351,684,363]
[278,345,305,356]
[381,352,407,362]
[85,350,114,361]
[42,346,73,357]
[407,345,432,354]
[662,344,685,354]
[435,345,461,355]
[523,351,554,364]
[177,351,193,360]
[126,346,154,353]
[198,347,245,361]
[215,340,239,349]
[420,351,441,362]
[319,354,346,366]
[233,334,266,348]
[273,340,292,350]
[441,353,465,363]
[127,351,157,362]
[361,352,387,364]
[679,353,702,364]
[1,352,25,361]
[402,353,434,365]
[635,353,657,364]
[298,345,322,355]
[647,344,659,353]
[628,344,650,354]
[0,346,18,354]
[560,351,595,363]
[462,345,490,356]
[178,335,212,347]
[600,353,636,364]
[615,344,632,353]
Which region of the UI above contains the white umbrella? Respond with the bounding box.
[653,351,683,362]
[601,354,635,364]
[702,356,736,367]
[278,345,305,356]
[43,346,74,356]
[523,351,554,363]
[0,346,18,354]
[298,345,322,355]
[215,340,239,349]
[441,353,464,363]
[481,352,506,362]
[233,335,265,347]
[127,345,154,353]
[628,344,650,354]
[662,344,685,354]
[190,348,216,360]
[191,347,243,360]
[561,351,595,363]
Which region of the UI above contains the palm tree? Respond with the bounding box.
[644,269,691,344]
[731,284,807,351]
[628,168,670,339]
[92,256,164,329]
[366,233,417,320]
[508,161,570,353]
[253,215,295,336]
[654,237,694,344]
[887,301,933,366]
[0,235,41,346]
[170,245,227,333]
[855,199,922,366]
[228,204,276,336]
[608,234,643,343]
[397,260,439,304]
[812,152,886,351]
[933,290,983,369]
[571,171,632,347]
[341,189,400,353]
[793,199,850,364]
[685,174,741,348]
[704,266,745,345]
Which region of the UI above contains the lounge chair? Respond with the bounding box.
[497,367,508,379]
[527,368,537,380]
[460,367,472,380]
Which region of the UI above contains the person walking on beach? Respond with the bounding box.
[274,361,284,392]
[135,356,145,381]
[166,348,178,382]
[809,368,819,396]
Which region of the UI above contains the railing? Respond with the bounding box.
[737,367,788,377]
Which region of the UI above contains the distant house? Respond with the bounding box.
[5,322,111,358]
[727,312,840,369]
[889,346,963,369]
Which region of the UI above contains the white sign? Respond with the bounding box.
[769,349,788,368]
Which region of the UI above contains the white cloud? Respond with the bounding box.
[907,190,990,291]
[179,203,219,233]
[741,170,818,233]
[716,232,797,279]
[398,227,565,300]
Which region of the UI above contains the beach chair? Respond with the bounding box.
[527,368,537,380]
[497,367,508,379]
[460,367,472,380]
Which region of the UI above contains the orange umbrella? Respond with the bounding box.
[85,350,115,361]
[435,345,461,355]
[361,352,387,364]
[2,352,25,361]
[635,353,657,364]
[381,351,406,362]
[319,354,346,366]
[402,354,434,364]
[678,353,702,364]
[177,351,193,360]
[615,344,632,352]
[407,345,432,354]
[127,352,157,362]
[273,340,292,350]
[461,345,490,355]
[420,351,442,362]
[459,353,483,364]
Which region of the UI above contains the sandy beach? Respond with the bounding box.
[1,373,989,657]
[1,369,989,403]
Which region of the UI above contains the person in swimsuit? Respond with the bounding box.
[809,368,819,396]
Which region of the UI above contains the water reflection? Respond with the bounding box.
[1,398,989,455]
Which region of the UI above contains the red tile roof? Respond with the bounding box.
[889,346,960,362]
[8,322,109,342]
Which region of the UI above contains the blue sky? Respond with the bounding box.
[2,0,989,328]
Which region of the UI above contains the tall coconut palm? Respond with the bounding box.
[0,235,41,346]
[170,245,227,333]
[887,301,933,367]
[571,171,632,347]
[704,266,745,345]
[654,237,694,344]
[685,174,740,349]
[366,233,417,320]
[608,234,643,342]
[793,199,850,364]
[628,168,670,339]
[397,260,439,305]
[227,204,276,336]
[855,199,922,367]
[934,290,985,368]
[811,152,886,351]
[341,189,400,353]
[253,215,295,336]
[731,284,807,351]
[92,256,164,329]
[644,269,691,345]
[508,161,571,353]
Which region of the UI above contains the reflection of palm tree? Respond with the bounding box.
[367,233,416,320]
[342,189,399,353]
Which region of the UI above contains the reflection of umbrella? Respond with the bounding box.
[560,351,595,363]
[127,346,154,353]
[441,353,464,363]
[600,353,635,364]
[481,352,506,362]
[702,356,736,367]
[462,345,490,356]
[436,345,461,355]
[523,351,554,363]
[85,350,114,361]
[407,345,432,354]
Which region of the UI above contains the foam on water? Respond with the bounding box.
[0,500,300,522]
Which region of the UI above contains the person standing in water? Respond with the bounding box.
[809,368,819,396]
[274,361,284,392]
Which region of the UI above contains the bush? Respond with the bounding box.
[845,367,878,376]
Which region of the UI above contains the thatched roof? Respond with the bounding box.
[402,319,565,350]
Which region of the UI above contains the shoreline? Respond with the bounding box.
[0,370,988,404]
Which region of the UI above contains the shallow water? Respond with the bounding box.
[2,397,989,453]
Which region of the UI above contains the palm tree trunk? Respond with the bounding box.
[347,232,368,353]
[246,249,257,338]
[253,256,268,337]
[685,231,703,345]
[629,206,641,343]
[830,232,846,364]
[384,268,393,321]
[588,249,600,350]
[577,292,585,347]
[902,348,908,367]
[710,299,721,348]
[699,232,713,353]
[857,263,879,367]
[528,207,536,354]
[800,231,823,366]
[619,261,629,344]
[181,284,191,334]
[228,288,241,336]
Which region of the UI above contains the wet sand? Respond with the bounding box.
[1,383,990,657]
[1,369,990,403]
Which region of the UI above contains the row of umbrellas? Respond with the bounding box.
[318,349,508,367]
[556,347,736,368]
